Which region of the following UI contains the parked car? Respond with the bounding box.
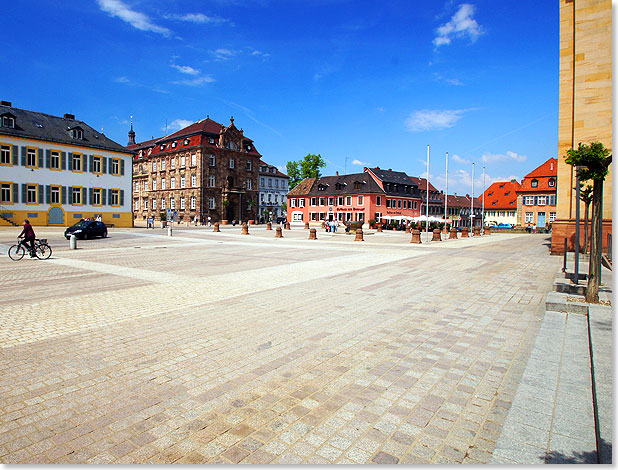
[494,223,513,229]
[64,221,108,240]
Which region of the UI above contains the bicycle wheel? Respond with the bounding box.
[8,244,25,261]
[35,243,52,260]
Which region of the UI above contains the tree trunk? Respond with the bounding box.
[585,178,603,303]
[584,202,590,253]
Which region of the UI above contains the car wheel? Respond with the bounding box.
[103,231,108,238]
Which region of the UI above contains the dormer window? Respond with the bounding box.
[354,181,362,189]
[209,137,215,144]
[499,184,505,188]
[505,191,510,196]
[184,138,190,145]
[317,184,327,191]
[531,179,538,188]
[160,144,165,150]
[171,142,177,148]
[246,145,252,151]
[70,127,83,140]
[1,114,15,128]
[548,178,556,187]
[488,192,493,197]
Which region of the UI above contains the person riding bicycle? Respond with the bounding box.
[18,219,36,257]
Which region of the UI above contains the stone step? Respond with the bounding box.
[545,292,589,315]
[554,278,586,295]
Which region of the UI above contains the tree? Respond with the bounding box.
[286,153,326,188]
[577,182,593,253]
[565,142,612,303]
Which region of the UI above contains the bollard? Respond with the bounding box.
[321,221,325,229]
[405,226,411,233]
[266,222,272,230]
[305,222,310,229]
[285,222,291,230]
[432,229,441,241]
[213,222,220,232]
[355,228,364,241]
[309,228,317,240]
[275,226,283,238]
[70,234,77,250]
[473,227,480,237]
[461,227,469,238]
[168,225,173,237]
[410,229,422,244]
[377,225,383,232]
[241,222,249,235]
[484,226,491,235]
[449,228,458,239]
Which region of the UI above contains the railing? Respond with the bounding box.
[607,233,612,262]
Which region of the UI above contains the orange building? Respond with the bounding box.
[516,158,557,229]
[481,179,521,227]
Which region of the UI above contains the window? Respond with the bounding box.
[311,197,317,206]
[161,160,166,171]
[537,195,547,205]
[110,189,120,206]
[376,196,381,206]
[328,197,334,206]
[191,174,196,187]
[209,175,215,187]
[153,161,157,172]
[93,156,101,173]
[180,197,185,209]
[50,151,60,169]
[531,179,538,188]
[72,186,82,205]
[290,198,297,208]
[375,212,382,222]
[246,160,252,171]
[268,179,272,187]
[268,194,272,202]
[171,177,176,189]
[161,179,166,190]
[0,144,11,165]
[260,177,265,187]
[319,197,325,206]
[246,178,252,190]
[152,180,157,191]
[354,182,361,189]
[357,196,364,205]
[229,158,234,169]
[71,128,83,140]
[346,196,351,206]
[299,199,305,208]
[414,201,418,209]
[209,154,215,166]
[181,156,186,168]
[161,198,166,210]
[397,199,402,209]
[209,197,215,209]
[171,197,176,209]
[92,188,101,205]
[50,186,60,204]
[134,200,139,210]
[152,199,156,210]
[292,212,303,221]
[181,176,185,188]
[170,158,175,169]
[191,196,196,209]
[0,183,11,203]
[72,153,82,172]
[2,115,15,128]
[191,154,197,166]
[549,194,556,205]
[311,212,317,221]
[274,179,278,188]
[26,148,37,167]
[524,196,534,205]
[525,212,533,223]
[549,178,556,187]
[110,158,120,175]
[549,212,556,222]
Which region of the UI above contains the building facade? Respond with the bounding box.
[287,168,422,226]
[445,194,483,229]
[129,117,261,224]
[552,0,612,253]
[0,101,133,227]
[409,176,444,217]
[516,158,557,229]
[481,179,520,226]
[258,160,288,222]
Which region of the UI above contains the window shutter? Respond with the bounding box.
[120,159,125,175]
[13,183,18,203]
[120,190,124,206]
[62,186,67,204]
[46,149,51,168]
[89,187,93,205]
[12,146,18,165]
[68,186,73,204]
[82,154,86,171]
[38,185,43,204]
[21,184,27,203]
[68,152,73,169]
[89,155,94,173]
[108,189,112,205]
[21,146,26,166]
[46,185,51,204]
[61,152,66,170]
[82,187,87,204]
[102,188,107,205]
[38,148,44,168]
[102,157,107,174]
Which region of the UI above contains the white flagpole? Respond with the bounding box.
[471,162,475,231]
[426,145,430,239]
[444,152,448,234]
[482,166,486,233]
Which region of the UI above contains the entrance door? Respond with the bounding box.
[48,207,64,225]
[537,212,546,228]
[328,212,334,222]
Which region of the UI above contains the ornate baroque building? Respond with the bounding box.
[129,117,261,224]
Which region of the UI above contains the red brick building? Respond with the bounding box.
[287,167,422,226]
[516,158,557,229]
[129,117,261,224]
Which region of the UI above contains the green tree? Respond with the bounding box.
[577,182,593,254]
[286,154,326,188]
[565,142,612,302]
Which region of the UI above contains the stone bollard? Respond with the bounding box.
[355,228,364,241]
[285,222,291,230]
[168,225,173,237]
[410,229,422,244]
[213,222,220,232]
[309,228,317,240]
[275,226,283,238]
[432,228,442,241]
[377,225,383,232]
[321,221,325,229]
[70,234,77,250]
[462,227,469,238]
[484,226,491,235]
[405,226,411,233]
[242,222,249,235]
[304,222,310,229]
[473,227,480,237]
[266,222,272,230]
[449,228,458,239]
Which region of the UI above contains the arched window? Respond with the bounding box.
[548,178,556,187]
[531,179,538,188]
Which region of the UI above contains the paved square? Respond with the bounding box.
[0,226,561,463]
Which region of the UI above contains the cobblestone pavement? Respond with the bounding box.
[0,227,561,464]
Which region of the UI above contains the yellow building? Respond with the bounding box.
[551,0,612,253]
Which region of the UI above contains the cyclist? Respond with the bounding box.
[18,219,36,257]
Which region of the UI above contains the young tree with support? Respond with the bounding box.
[577,182,593,253]
[565,142,612,303]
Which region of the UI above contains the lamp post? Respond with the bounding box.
[444,152,448,234]
[426,145,430,240]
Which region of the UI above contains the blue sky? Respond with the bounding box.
[1,0,558,195]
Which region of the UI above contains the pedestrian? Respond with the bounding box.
[532,223,537,234]
[334,220,339,233]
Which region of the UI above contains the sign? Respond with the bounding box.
[173,211,178,222]
[166,209,172,221]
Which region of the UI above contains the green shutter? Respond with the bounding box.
[46,149,51,168]
[21,184,27,203]
[82,187,87,204]
[38,148,44,168]
[89,187,93,205]
[68,152,73,170]
[120,159,125,175]
[46,185,51,204]
[12,146,18,165]
[61,152,66,170]
[68,186,72,204]
[89,155,94,173]
[120,190,124,206]
[61,186,67,204]
[102,157,107,174]
[38,185,43,204]
[102,188,107,205]
[21,146,26,166]
[13,183,18,203]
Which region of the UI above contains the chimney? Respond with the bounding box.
[511,178,517,184]
[550,161,554,170]
[0,100,12,107]
[336,171,339,176]
[376,166,380,170]
[64,113,75,120]
[388,168,392,171]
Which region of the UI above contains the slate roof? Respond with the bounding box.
[482,180,520,210]
[259,159,288,179]
[446,194,482,208]
[0,103,132,154]
[409,176,440,193]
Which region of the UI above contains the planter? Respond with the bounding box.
[221,220,228,225]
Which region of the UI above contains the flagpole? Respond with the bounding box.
[482,166,486,234]
[426,145,430,240]
[444,152,448,235]
[471,163,475,231]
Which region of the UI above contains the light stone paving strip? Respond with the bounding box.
[0,230,561,464]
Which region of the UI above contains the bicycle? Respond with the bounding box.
[8,238,52,261]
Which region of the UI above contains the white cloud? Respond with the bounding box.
[481,150,527,163]
[433,4,483,48]
[114,76,130,83]
[167,13,231,25]
[405,109,467,132]
[431,169,520,196]
[172,75,216,86]
[433,73,463,86]
[351,159,370,166]
[211,48,238,61]
[277,165,287,174]
[250,49,270,58]
[165,119,194,133]
[171,64,200,75]
[97,0,171,36]
[451,154,471,164]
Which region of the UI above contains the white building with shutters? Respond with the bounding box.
[0,101,134,227]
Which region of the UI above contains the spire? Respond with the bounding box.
[128,115,136,145]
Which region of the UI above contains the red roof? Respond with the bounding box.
[446,194,482,208]
[481,180,520,210]
[518,157,557,192]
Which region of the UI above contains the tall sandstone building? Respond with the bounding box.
[552,0,612,253]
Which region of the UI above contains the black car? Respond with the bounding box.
[65,221,108,240]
